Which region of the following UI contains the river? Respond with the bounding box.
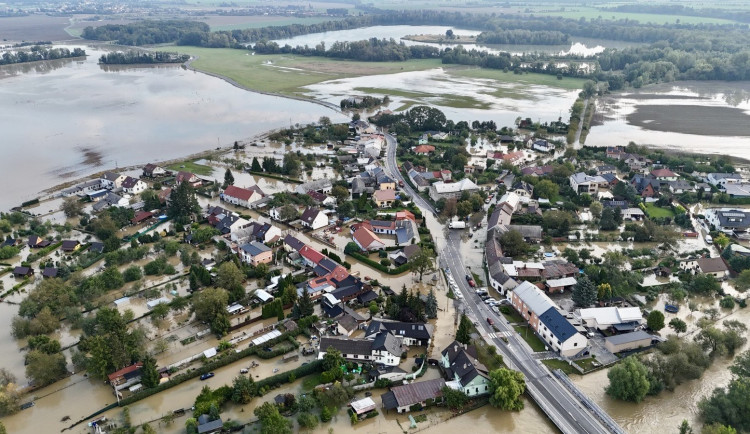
[0,45,346,211]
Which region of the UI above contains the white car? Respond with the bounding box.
[484,298,497,305]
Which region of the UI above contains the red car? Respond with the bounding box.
[468,279,476,288]
[487,317,494,326]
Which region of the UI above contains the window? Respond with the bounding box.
[475,388,478,394]
[574,343,578,347]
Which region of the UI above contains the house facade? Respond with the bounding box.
[222,185,265,208]
[238,241,273,266]
[121,176,147,194]
[300,207,328,230]
[569,173,607,195]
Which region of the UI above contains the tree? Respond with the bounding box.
[0,421,6,434]
[669,318,687,335]
[411,247,434,281]
[254,402,292,434]
[331,185,349,204]
[446,29,454,39]
[647,310,665,331]
[425,288,438,319]
[442,386,469,410]
[572,275,597,307]
[231,375,256,404]
[498,230,529,257]
[535,179,559,199]
[700,376,750,432]
[678,420,693,434]
[456,201,473,218]
[216,261,244,293]
[687,274,721,295]
[167,181,200,224]
[322,347,345,375]
[369,301,379,317]
[251,157,262,172]
[456,313,472,344]
[714,234,730,250]
[0,369,21,417]
[123,266,142,282]
[734,269,750,292]
[599,207,618,231]
[298,412,318,430]
[590,201,603,219]
[27,335,61,354]
[295,287,314,318]
[730,350,750,378]
[606,356,650,402]
[185,417,198,434]
[279,204,299,221]
[141,423,157,434]
[26,350,67,387]
[61,197,83,217]
[192,288,230,336]
[487,368,526,411]
[140,355,159,388]
[701,424,737,434]
[223,168,234,188]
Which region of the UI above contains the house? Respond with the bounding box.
[650,168,678,181]
[283,234,305,253]
[368,219,416,245]
[531,139,554,153]
[601,173,620,187]
[196,414,223,434]
[239,241,273,266]
[221,185,265,208]
[13,266,33,278]
[207,207,251,234]
[92,192,130,212]
[307,190,336,207]
[604,331,656,354]
[511,181,534,198]
[417,134,429,145]
[623,154,651,171]
[440,341,490,397]
[352,226,386,251]
[157,188,172,205]
[121,176,147,194]
[373,189,397,208]
[631,175,661,198]
[241,222,282,245]
[295,179,332,195]
[131,211,154,225]
[90,242,105,254]
[705,208,750,234]
[414,145,435,154]
[176,171,201,187]
[61,179,103,197]
[667,180,694,194]
[576,307,644,331]
[42,267,58,278]
[300,207,328,230]
[521,165,554,177]
[107,363,143,393]
[622,208,646,221]
[697,257,730,279]
[501,151,525,166]
[381,378,445,414]
[365,320,433,347]
[337,314,359,336]
[27,235,50,249]
[569,172,607,195]
[61,240,80,252]
[100,172,126,190]
[498,224,543,243]
[545,277,577,294]
[389,244,421,266]
[318,333,402,366]
[606,146,626,159]
[142,164,166,178]
[724,183,750,198]
[707,172,742,187]
[596,165,617,175]
[428,178,479,202]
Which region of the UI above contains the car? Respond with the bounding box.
[468,279,476,288]
[200,372,215,381]
[487,317,494,326]
[240,368,249,374]
[465,274,472,282]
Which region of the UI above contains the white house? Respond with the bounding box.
[575,307,644,331]
[121,176,147,194]
[441,341,491,397]
[101,172,127,190]
[142,164,166,178]
[222,185,265,208]
[352,226,386,251]
[569,172,607,195]
[531,139,554,153]
[428,178,479,201]
[707,172,742,187]
[705,208,750,234]
[300,207,328,230]
[318,333,402,366]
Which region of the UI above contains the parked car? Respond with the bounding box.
[200,372,215,381]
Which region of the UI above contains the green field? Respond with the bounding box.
[643,203,675,219]
[167,160,214,176]
[177,46,445,97]
[528,7,738,25]
[208,16,344,31]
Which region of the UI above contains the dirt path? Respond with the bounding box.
[573,97,589,148]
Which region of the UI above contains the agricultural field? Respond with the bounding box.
[201,15,345,31]
[0,15,73,42]
[523,6,739,25]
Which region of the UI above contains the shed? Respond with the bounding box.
[255,289,274,304]
[13,266,33,278]
[350,397,377,416]
[146,297,170,309]
[604,330,655,353]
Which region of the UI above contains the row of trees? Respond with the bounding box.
[82,20,210,45]
[98,51,190,65]
[0,47,85,65]
[253,38,441,62]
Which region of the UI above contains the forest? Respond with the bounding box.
[253,38,440,61]
[81,20,210,46]
[475,29,569,45]
[98,51,191,65]
[0,47,85,66]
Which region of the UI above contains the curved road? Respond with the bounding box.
[383,133,622,434]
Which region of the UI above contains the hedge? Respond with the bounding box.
[246,171,303,184]
[25,241,63,263]
[345,251,410,275]
[21,198,39,207]
[255,359,324,394]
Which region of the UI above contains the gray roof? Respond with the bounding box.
[320,337,372,356]
[697,257,729,273]
[240,241,270,256]
[382,378,445,409]
[197,418,223,434]
[539,307,579,343]
[512,281,556,316]
[713,209,750,228]
[604,330,654,346]
[371,331,402,357]
[366,320,433,341]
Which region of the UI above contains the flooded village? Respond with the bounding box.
[4,3,750,434]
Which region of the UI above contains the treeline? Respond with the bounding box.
[81,20,210,46]
[98,50,190,65]
[253,38,440,61]
[600,4,750,24]
[0,47,85,66]
[476,29,569,45]
[340,95,389,110]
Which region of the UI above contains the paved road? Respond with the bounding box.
[384,133,623,434]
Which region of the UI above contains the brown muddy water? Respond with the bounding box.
[0,45,346,211]
[586,81,750,161]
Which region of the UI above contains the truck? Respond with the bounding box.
[449,221,466,229]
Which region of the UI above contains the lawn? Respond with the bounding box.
[643,203,675,219]
[175,47,444,97]
[542,358,578,375]
[448,68,587,91]
[301,373,324,391]
[167,160,214,176]
[500,307,524,324]
[514,325,547,352]
[576,357,600,372]
[472,340,504,370]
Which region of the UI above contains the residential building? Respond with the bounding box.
[13,266,34,278]
[596,165,617,175]
[61,240,81,252]
[121,176,147,194]
[307,190,337,207]
[234,222,282,245]
[373,189,397,208]
[352,226,386,251]
[531,139,554,153]
[337,314,359,336]
[569,172,607,195]
[501,151,525,166]
[440,341,491,397]
[414,145,435,154]
[221,185,265,208]
[724,183,750,198]
[623,154,651,171]
[365,320,434,347]
[100,172,126,190]
[604,331,656,353]
[707,172,742,187]
[697,257,730,279]
[107,363,143,393]
[545,277,577,294]
[428,178,479,202]
[206,207,251,234]
[295,179,332,195]
[61,179,103,197]
[300,207,328,230]
[650,168,678,181]
[175,171,201,187]
[511,181,534,198]
[238,241,273,266]
[142,164,166,178]
[197,414,223,434]
[575,307,644,331]
[705,208,750,234]
[381,378,445,414]
[318,333,402,366]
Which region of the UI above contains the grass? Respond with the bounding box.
[576,357,599,372]
[472,339,504,370]
[500,307,524,324]
[643,203,675,219]
[449,67,587,91]
[527,6,738,25]
[514,325,547,352]
[542,358,578,375]
[301,373,324,391]
[176,47,444,97]
[167,160,214,176]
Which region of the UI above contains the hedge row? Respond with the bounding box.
[25,241,63,264]
[246,171,303,185]
[346,251,410,275]
[256,359,324,394]
[118,328,301,407]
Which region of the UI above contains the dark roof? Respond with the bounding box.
[366,320,433,341]
[320,337,372,356]
[339,314,359,332]
[42,267,58,278]
[357,290,378,304]
[371,331,402,357]
[318,257,339,273]
[331,284,366,301]
[322,303,344,318]
[121,176,141,189]
[240,241,270,256]
[381,391,398,410]
[1,238,17,247]
[605,330,654,346]
[13,266,31,275]
[197,418,223,434]
[385,378,445,409]
[301,207,322,224]
[714,209,750,229]
[90,242,105,253]
[283,235,305,252]
[538,308,579,343]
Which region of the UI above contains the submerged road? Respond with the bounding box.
[383,133,623,434]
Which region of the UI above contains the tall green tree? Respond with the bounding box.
[192,288,230,336]
[669,318,687,335]
[411,247,435,281]
[425,288,438,319]
[647,310,665,331]
[294,287,314,318]
[254,402,292,434]
[606,356,650,402]
[140,355,159,388]
[167,181,200,224]
[223,169,234,188]
[572,275,597,307]
[251,157,262,172]
[231,375,256,404]
[25,351,67,387]
[487,368,526,411]
[456,313,472,345]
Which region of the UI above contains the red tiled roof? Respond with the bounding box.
[107,363,143,383]
[223,185,255,201]
[651,168,677,177]
[300,245,324,265]
[353,227,384,249]
[414,145,436,154]
[396,210,415,222]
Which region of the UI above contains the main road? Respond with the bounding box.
[383,133,624,434]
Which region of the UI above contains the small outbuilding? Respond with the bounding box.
[604,330,655,353]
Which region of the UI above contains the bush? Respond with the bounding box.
[720,296,735,309]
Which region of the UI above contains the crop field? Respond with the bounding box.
[200,15,345,31]
[0,15,73,42]
[524,6,738,25]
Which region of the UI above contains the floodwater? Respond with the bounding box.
[0,45,346,211]
[303,67,581,125]
[272,25,639,57]
[586,81,750,161]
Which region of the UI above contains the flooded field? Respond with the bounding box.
[0,45,345,211]
[587,81,750,160]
